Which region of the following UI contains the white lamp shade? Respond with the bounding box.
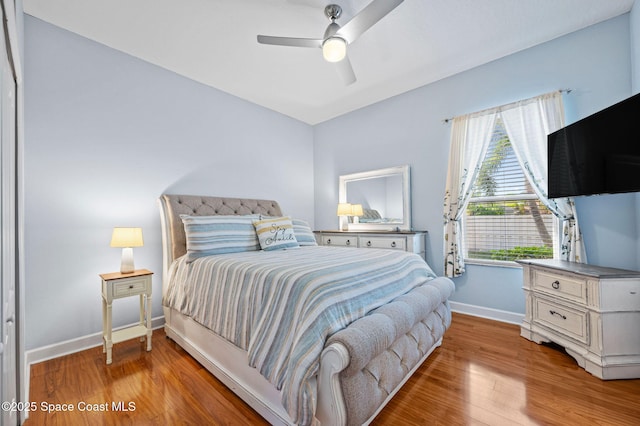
[337,203,353,216]
[322,37,347,62]
[351,204,364,216]
[110,227,143,273]
[110,227,144,248]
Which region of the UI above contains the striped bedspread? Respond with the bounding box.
[164,246,437,425]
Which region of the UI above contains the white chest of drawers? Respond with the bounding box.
[313,230,427,260]
[518,259,640,379]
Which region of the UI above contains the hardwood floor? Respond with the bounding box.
[26,313,640,425]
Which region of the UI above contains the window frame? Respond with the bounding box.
[461,126,559,267]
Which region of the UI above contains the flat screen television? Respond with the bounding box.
[547,92,640,198]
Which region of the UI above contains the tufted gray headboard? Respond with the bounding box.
[158,194,283,288]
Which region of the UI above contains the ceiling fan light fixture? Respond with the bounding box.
[322,37,346,62]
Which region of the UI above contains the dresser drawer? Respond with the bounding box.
[314,231,427,260]
[112,276,149,298]
[358,236,406,251]
[533,297,589,344]
[532,269,587,304]
[321,235,356,247]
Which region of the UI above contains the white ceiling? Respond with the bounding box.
[24,0,636,124]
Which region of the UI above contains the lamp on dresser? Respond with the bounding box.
[351,204,363,223]
[110,227,144,274]
[337,203,352,231]
[337,203,364,231]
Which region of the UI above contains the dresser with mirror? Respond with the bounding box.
[316,165,427,260]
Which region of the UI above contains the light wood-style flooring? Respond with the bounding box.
[26,313,640,425]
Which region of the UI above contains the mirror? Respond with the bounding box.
[339,165,411,231]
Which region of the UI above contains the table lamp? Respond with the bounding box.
[110,227,144,273]
[337,203,352,231]
[351,204,364,223]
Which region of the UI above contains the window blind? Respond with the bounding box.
[464,119,554,262]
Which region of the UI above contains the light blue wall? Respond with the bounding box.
[24,11,640,351]
[314,14,637,315]
[24,17,315,350]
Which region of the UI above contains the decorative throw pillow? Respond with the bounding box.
[292,219,318,246]
[180,214,261,262]
[253,216,299,251]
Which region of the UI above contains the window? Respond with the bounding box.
[463,119,556,263]
[444,91,584,278]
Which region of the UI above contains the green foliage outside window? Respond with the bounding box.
[467,201,551,216]
[469,246,553,261]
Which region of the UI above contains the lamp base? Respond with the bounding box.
[120,247,135,274]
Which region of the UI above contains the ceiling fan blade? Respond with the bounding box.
[336,0,404,43]
[335,55,356,85]
[257,35,322,48]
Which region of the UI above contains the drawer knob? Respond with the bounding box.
[391,241,397,248]
[549,310,567,320]
[326,238,331,245]
[346,239,351,246]
[129,285,134,289]
[367,241,372,247]
[551,280,560,290]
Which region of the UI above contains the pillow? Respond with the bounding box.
[180,214,261,262]
[292,219,318,246]
[252,216,299,251]
[363,208,382,220]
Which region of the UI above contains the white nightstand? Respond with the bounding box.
[100,269,153,364]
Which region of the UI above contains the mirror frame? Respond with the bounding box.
[338,165,411,231]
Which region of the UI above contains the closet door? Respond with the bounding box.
[0,4,17,424]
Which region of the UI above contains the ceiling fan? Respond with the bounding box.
[257,0,404,85]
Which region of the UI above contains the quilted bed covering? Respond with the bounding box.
[164,246,443,425]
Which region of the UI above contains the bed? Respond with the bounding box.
[158,194,455,425]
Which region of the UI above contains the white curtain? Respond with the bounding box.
[501,91,587,263]
[443,112,497,277]
[443,91,586,278]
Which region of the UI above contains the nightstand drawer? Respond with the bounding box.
[112,276,149,298]
[532,269,587,304]
[533,297,589,344]
[322,235,356,247]
[359,236,406,251]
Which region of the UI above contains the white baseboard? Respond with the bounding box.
[25,316,165,366]
[23,316,165,414]
[450,301,524,325]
